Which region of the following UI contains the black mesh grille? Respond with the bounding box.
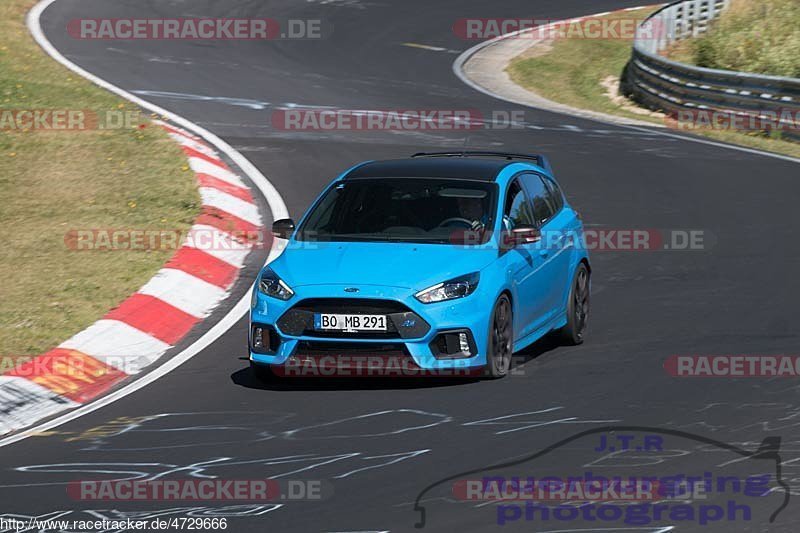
[293,341,410,358]
[277,298,430,339]
[291,298,411,314]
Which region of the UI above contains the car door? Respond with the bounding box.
[520,172,567,326]
[540,175,582,313]
[501,177,550,340]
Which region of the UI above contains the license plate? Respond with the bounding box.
[314,313,387,332]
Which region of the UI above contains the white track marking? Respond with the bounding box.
[0,378,79,435]
[167,132,217,156]
[187,158,248,187]
[198,187,262,226]
[132,90,272,110]
[138,268,228,318]
[400,42,461,54]
[185,224,252,267]
[402,42,447,51]
[60,320,171,372]
[0,0,288,448]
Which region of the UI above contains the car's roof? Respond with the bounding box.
[343,158,516,182]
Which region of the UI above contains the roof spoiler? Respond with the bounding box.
[411,151,553,174]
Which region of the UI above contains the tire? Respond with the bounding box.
[484,294,513,379]
[558,263,590,345]
[250,360,275,382]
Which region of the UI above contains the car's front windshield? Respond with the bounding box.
[296,177,498,244]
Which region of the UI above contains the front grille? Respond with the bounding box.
[291,298,410,314]
[277,298,430,339]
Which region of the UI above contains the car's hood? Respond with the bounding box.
[271,241,497,290]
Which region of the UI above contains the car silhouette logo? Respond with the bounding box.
[344,287,360,293]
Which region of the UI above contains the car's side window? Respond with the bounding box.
[503,179,534,231]
[520,173,555,227]
[542,177,564,214]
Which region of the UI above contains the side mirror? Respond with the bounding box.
[272,218,295,240]
[513,225,541,245]
[503,224,541,249]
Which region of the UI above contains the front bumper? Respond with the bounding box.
[249,284,490,372]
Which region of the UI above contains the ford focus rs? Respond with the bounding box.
[249,152,590,379]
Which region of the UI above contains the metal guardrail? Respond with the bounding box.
[622,0,800,141]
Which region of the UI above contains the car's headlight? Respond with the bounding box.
[415,272,479,304]
[258,267,294,300]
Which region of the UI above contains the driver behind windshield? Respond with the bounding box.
[456,196,488,231]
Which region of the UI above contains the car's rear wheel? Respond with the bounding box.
[250,360,275,382]
[558,263,590,345]
[485,294,513,379]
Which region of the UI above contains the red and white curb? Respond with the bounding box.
[1,121,262,435]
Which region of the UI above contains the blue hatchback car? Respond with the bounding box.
[249,152,590,379]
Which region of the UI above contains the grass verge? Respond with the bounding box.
[0,0,200,370]
[506,5,800,159]
[664,0,800,78]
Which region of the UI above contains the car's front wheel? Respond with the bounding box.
[558,263,590,345]
[485,294,513,379]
